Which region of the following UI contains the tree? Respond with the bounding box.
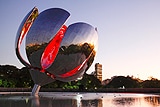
[141,78,160,88]
[0,65,19,87]
[105,76,140,88]
[0,65,34,88]
[79,73,102,89]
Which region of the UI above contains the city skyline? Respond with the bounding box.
[1,1,160,80]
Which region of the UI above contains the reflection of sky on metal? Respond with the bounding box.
[61,22,98,49]
[15,7,38,67]
[26,8,70,46]
[25,7,70,70]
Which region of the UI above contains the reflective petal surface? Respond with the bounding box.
[41,25,67,70]
[15,7,98,86]
[47,22,98,82]
[26,8,70,69]
[15,7,38,67]
[25,8,70,85]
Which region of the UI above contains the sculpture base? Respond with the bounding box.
[31,84,41,96]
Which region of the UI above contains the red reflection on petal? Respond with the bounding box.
[58,50,93,78]
[59,58,88,78]
[41,25,67,70]
[59,51,93,78]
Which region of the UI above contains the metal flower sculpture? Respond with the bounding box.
[15,7,98,95]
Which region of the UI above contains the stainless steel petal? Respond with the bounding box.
[61,22,98,48]
[29,69,55,86]
[15,7,38,67]
[25,8,70,85]
[26,8,70,69]
[47,22,98,81]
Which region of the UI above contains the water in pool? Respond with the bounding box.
[0,92,160,107]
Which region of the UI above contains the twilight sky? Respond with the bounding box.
[0,0,160,80]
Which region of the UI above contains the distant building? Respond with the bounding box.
[94,63,102,82]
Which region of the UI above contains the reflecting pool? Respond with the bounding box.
[0,92,160,107]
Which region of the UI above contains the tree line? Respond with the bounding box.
[0,65,160,89]
[104,76,160,88]
[0,65,101,89]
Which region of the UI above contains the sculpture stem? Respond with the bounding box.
[31,84,41,96]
